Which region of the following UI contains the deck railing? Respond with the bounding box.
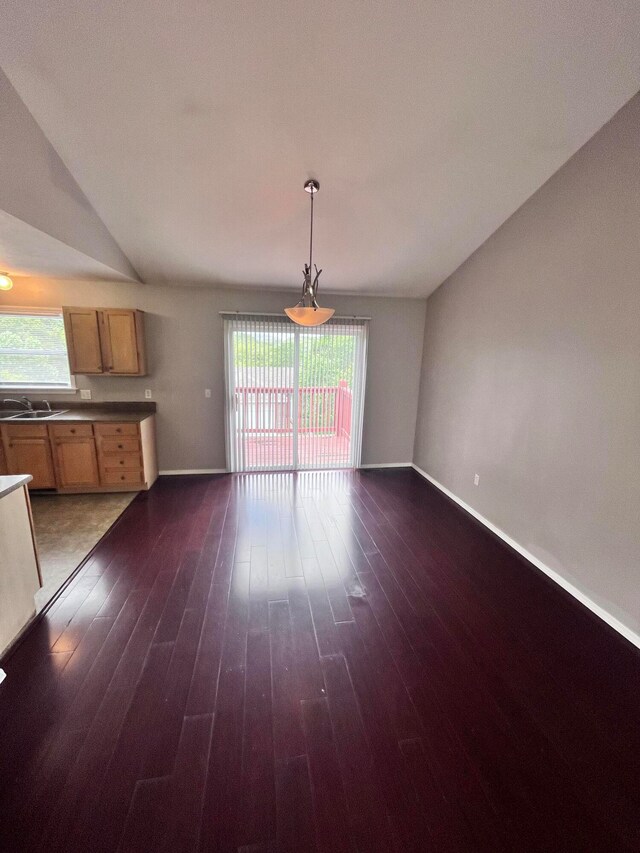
[235,381,352,437]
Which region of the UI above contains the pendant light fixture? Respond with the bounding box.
[285,179,335,326]
[0,273,13,292]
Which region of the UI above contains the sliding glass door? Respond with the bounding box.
[224,314,368,472]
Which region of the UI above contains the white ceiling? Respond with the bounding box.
[0,210,136,281]
[1,1,639,296]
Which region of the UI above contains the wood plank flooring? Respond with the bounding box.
[0,469,639,852]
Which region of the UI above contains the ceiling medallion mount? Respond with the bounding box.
[285,178,335,326]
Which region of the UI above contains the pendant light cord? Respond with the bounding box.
[309,189,314,273]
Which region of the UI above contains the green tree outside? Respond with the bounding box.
[233,332,354,387]
[232,331,356,430]
[0,314,71,385]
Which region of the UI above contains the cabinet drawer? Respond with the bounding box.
[3,423,48,439]
[95,422,139,438]
[100,453,142,471]
[102,469,143,486]
[99,437,140,453]
[49,423,94,439]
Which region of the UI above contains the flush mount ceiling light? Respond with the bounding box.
[285,179,335,326]
[0,273,13,292]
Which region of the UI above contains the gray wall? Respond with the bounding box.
[0,69,138,281]
[414,93,640,633]
[1,281,425,471]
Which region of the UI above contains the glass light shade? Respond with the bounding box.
[0,274,13,291]
[285,306,335,326]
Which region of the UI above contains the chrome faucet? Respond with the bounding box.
[3,396,34,411]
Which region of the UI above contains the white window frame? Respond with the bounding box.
[0,306,77,394]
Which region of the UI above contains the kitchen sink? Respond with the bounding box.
[7,410,69,420]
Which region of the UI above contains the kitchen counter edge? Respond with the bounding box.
[0,475,33,499]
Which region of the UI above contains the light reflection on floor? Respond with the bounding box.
[230,469,362,597]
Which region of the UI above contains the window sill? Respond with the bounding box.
[0,387,78,396]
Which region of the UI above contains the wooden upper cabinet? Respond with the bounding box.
[63,307,147,376]
[63,308,103,374]
[100,309,146,375]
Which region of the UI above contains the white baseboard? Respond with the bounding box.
[161,465,411,475]
[359,462,412,469]
[159,468,228,475]
[411,464,640,651]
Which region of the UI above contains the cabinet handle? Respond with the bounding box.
[120,460,124,465]
[70,428,76,434]
[120,475,125,480]
[118,444,124,449]
[116,428,122,433]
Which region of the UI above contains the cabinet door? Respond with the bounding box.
[52,437,99,488]
[0,439,7,475]
[99,310,145,375]
[4,438,56,489]
[63,308,103,374]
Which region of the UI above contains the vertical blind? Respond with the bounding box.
[223,314,368,472]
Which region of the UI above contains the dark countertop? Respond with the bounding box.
[0,402,156,424]
[41,409,154,423]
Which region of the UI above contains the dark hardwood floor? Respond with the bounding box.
[1,469,639,852]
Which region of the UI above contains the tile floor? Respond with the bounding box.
[30,491,137,609]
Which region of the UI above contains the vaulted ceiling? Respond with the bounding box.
[1,1,639,295]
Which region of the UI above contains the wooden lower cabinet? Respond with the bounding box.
[2,424,56,489]
[49,423,99,489]
[94,419,156,489]
[51,436,100,489]
[0,439,7,476]
[99,437,140,454]
[101,469,144,486]
[0,416,157,493]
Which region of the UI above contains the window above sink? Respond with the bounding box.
[0,307,76,392]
